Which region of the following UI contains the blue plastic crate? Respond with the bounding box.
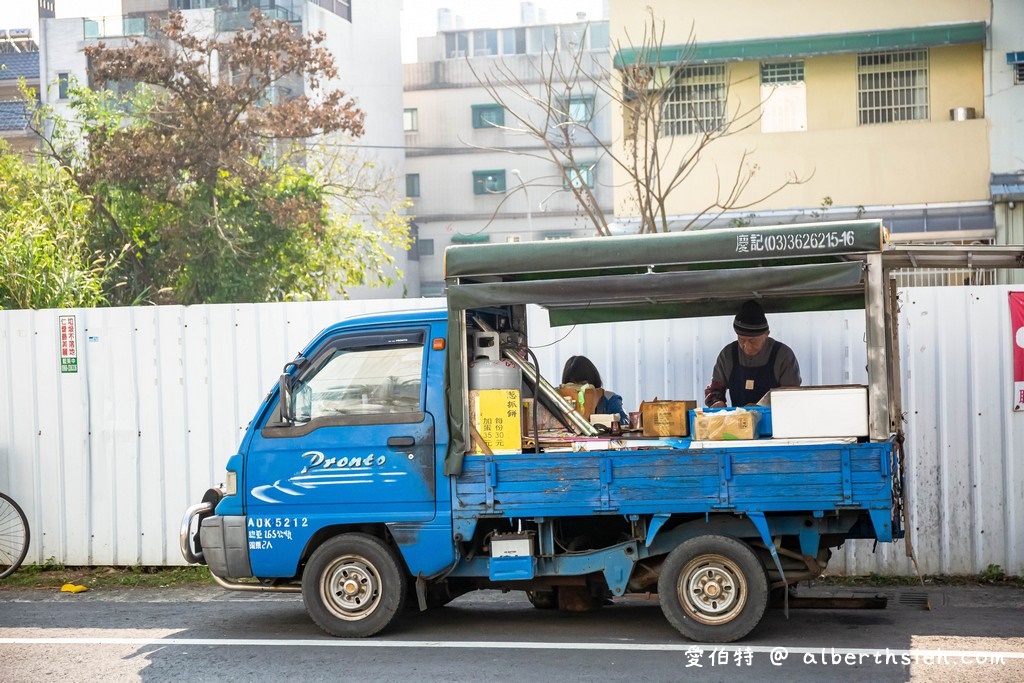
[689,406,772,438]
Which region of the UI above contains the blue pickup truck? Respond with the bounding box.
[180,219,1021,642]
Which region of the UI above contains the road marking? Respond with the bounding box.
[0,637,1022,659]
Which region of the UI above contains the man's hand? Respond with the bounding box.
[704,380,728,408]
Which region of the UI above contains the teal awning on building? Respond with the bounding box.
[450,233,492,244]
[613,22,987,68]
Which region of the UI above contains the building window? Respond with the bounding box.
[418,238,434,257]
[560,95,594,124]
[857,50,929,125]
[760,61,806,133]
[406,173,420,198]
[445,31,469,58]
[472,104,505,129]
[502,27,526,55]
[563,163,595,189]
[473,29,498,56]
[403,108,418,132]
[661,64,727,136]
[313,0,351,22]
[527,25,557,53]
[588,23,610,50]
[1010,52,1024,85]
[57,72,70,100]
[473,170,506,195]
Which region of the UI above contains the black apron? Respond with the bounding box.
[727,341,781,406]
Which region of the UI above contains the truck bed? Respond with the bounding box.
[453,438,896,539]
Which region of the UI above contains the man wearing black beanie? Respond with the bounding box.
[704,300,802,407]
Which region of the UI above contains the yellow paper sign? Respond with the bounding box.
[471,389,521,454]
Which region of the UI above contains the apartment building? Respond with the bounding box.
[34,0,411,296]
[0,29,41,155]
[989,0,1024,249]
[404,14,613,297]
[609,0,996,245]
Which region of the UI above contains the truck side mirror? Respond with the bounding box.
[278,373,295,424]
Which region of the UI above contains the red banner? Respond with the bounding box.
[1012,292,1024,411]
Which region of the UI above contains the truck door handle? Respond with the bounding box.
[387,436,416,448]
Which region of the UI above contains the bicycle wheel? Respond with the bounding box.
[0,492,30,580]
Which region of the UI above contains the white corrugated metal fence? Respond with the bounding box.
[0,288,1021,574]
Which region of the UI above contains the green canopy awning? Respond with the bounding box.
[444,220,885,324]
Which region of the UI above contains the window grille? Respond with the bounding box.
[857,50,929,125]
[1016,62,1024,86]
[761,61,804,85]
[760,61,806,133]
[661,64,726,136]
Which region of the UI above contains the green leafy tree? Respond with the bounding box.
[33,10,409,305]
[0,141,109,309]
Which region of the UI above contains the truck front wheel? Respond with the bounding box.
[658,535,768,643]
[303,533,407,637]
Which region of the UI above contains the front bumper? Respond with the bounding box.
[199,515,252,579]
[179,487,251,579]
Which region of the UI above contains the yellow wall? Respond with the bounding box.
[930,44,985,120]
[611,1,989,44]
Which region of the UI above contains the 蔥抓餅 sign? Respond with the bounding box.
[1012,293,1024,411]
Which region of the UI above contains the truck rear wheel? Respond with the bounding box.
[658,535,768,643]
[303,533,407,637]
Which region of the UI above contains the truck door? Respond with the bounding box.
[248,328,436,528]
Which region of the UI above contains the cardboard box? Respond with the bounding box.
[521,398,566,434]
[691,408,757,441]
[558,383,604,421]
[769,385,868,438]
[640,400,697,437]
[470,389,522,454]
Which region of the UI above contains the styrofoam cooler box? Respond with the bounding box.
[768,386,868,438]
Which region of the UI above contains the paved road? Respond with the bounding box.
[1,584,1023,682]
